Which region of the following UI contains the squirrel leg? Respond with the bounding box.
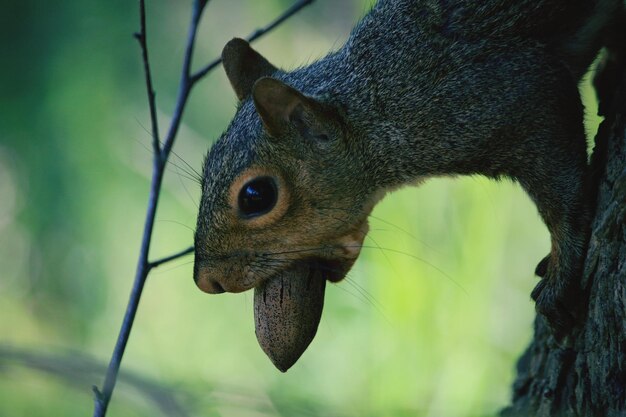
[516,151,591,340]
[526,4,626,336]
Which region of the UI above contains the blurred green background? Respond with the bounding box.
[0,0,602,416]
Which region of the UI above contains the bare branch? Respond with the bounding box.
[160,0,210,161]
[149,246,194,269]
[92,1,315,416]
[135,0,161,156]
[91,0,208,414]
[190,0,316,84]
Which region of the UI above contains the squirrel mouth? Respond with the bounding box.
[250,238,361,371]
[253,259,331,372]
[308,257,352,283]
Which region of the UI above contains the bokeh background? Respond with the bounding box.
[0,0,602,416]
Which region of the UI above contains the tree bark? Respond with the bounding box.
[502,66,626,416]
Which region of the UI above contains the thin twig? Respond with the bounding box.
[92,1,208,415]
[160,0,209,161]
[190,0,315,83]
[149,246,195,269]
[134,0,161,156]
[92,1,315,416]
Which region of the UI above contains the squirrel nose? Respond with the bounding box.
[194,264,226,294]
[194,262,256,293]
[196,277,226,294]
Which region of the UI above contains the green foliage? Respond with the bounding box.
[0,0,602,415]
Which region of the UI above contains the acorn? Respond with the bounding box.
[253,263,326,372]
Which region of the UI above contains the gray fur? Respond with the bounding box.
[195,0,625,338]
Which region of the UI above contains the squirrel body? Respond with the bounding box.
[194,0,625,338]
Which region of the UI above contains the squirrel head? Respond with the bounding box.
[194,38,378,294]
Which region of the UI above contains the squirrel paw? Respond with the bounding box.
[531,274,580,341]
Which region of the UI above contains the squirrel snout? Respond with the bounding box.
[195,275,226,294]
[194,263,226,294]
[194,263,255,294]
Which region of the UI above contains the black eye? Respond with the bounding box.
[238,176,278,218]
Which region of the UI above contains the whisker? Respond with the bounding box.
[343,277,381,309]
[331,277,374,307]
[315,205,440,254]
[260,244,464,293]
[364,233,400,280]
[166,159,203,184]
[152,259,195,274]
[135,118,203,184]
[343,277,392,325]
[157,219,195,233]
[367,214,441,255]
[357,245,467,294]
[169,147,203,180]
[172,163,200,208]
[135,140,202,185]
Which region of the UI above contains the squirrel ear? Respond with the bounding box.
[252,77,330,140]
[222,38,278,101]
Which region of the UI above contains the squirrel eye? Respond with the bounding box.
[238,176,278,218]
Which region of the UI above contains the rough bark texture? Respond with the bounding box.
[502,68,626,416]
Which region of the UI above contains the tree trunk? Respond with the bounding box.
[502,65,626,416]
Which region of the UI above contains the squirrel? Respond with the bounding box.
[193,0,626,341]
